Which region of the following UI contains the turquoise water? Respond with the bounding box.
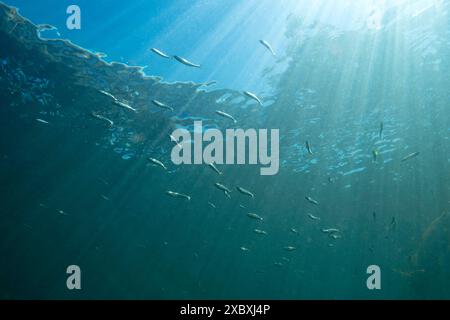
[0,0,449,299]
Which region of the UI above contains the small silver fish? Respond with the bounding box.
[207,162,222,175]
[173,55,201,68]
[36,118,49,124]
[307,213,320,220]
[215,110,237,123]
[259,39,276,56]
[91,112,114,127]
[98,90,117,101]
[253,229,268,235]
[305,196,319,206]
[247,212,263,221]
[100,194,110,201]
[236,186,254,198]
[148,157,167,170]
[214,182,231,194]
[208,202,217,209]
[379,121,384,139]
[291,228,299,234]
[166,191,191,201]
[58,210,68,216]
[152,99,174,111]
[274,262,284,267]
[284,246,297,251]
[243,91,262,106]
[240,246,250,252]
[306,141,313,155]
[401,152,420,162]
[322,228,340,234]
[150,48,171,59]
[113,100,137,112]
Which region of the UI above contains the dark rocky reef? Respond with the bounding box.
[0,1,263,161]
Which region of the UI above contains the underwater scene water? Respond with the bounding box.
[0,0,449,300]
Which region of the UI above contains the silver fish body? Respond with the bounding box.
[150,48,171,59]
[166,191,191,201]
[215,110,237,123]
[207,162,222,175]
[113,100,137,112]
[247,213,263,221]
[306,141,313,155]
[98,90,117,101]
[321,228,340,234]
[91,112,114,127]
[173,55,201,68]
[305,196,319,205]
[259,39,276,56]
[307,213,320,220]
[254,229,267,235]
[214,182,231,194]
[236,186,254,198]
[148,157,167,170]
[401,152,420,162]
[152,99,174,111]
[36,118,49,124]
[243,91,262,106]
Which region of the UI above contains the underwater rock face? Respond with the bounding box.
[0,2,259,164]
[1,1,450,300]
